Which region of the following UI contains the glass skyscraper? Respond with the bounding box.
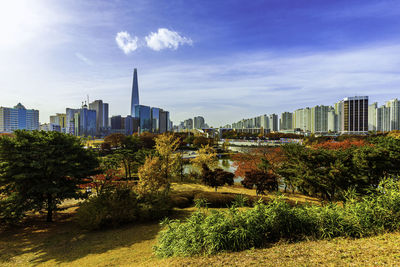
[135,105,151,133]
[131,68,139,116]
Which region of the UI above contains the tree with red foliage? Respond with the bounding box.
[87,169,124,194]
[313,139,371,150]
[201,164,234,192]
[242,170,278,195]
[232,147,283,178]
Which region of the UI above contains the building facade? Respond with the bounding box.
[0,103,39,133]
[341,96,368,134]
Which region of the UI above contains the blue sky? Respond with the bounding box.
[1,0,400,126]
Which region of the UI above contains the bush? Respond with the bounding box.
[77,187,172,230]
[154,178,400,257]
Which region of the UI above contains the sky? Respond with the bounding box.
[1,0,400,127]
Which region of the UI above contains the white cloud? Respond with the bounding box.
[75,52,92,65]
[145,28,192,51]
[115,31,139,54]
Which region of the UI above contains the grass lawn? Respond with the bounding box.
[1,184,399,266]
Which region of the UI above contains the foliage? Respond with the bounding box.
[154,178,400,257]
[312,139,370,150]
[137,156,167,195]
[191,144,219,171]
[232,147,283,178]
[77,186,171,230]
[242,169,279,195]
[104,133,127,149]
[138,132,156,149]
[277,137,400,201]
[201,164,234,192]
[0,130,99,223]
[192,136,213,148]
[155,133,180,182]
[85,169,124,195]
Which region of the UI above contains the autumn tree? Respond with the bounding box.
[201,164,234,191]
[155,133,180,182]
[104,133,126,148]
[191,144,219,172]
[0,131,99,222]
[137,156,167,195]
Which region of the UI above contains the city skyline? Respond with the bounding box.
[2,1,400,126]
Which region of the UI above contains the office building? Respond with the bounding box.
[194,116,205,129]
[66,108,79,135]
[135,105,151,133]
[40,123,61,132]
[151,107,160,133]
[89,100,109,135]
[0,103,39,133]
[341,96,368,134]
[74,103,97,137]
[184,118,193,130]
[131,68,139,116]
[160,110,170,133]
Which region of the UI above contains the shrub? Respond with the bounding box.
[77,187,139,230]
[154,178,400,257]
[77,187,172,230]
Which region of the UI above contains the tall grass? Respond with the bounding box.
[154,178,400,257]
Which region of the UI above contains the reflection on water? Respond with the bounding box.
[184,158,243,182]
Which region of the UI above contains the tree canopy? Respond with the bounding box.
[0,130,99,222]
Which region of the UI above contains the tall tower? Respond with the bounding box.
[131,68,139,116]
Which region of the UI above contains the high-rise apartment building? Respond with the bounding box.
[293,107,312,132]
[260,114,269,129]
[0,103,39,133]
[368,103,378,131]
[280,112,293,130]
[386,98,400,131]
[341,96,368,134]
[311,105,333,133]
[269,114,278,131]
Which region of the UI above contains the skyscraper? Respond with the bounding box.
[131,68,139,116]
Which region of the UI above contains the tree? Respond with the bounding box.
[137,156,167,195]
[242,169,278,195]
[191,144,219,171]
[155,133,180,182]
[193,136,211,148]
[201,164,234,191]
[104,133,126,149]
[0,130,99,222]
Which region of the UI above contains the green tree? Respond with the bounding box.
[0,130,99,222]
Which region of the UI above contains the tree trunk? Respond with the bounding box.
[47,194,53,222]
